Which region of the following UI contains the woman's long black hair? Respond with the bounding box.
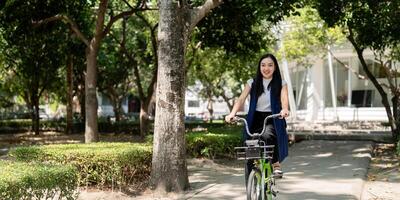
[254,54,282,99]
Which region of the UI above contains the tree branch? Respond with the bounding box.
[327,48,366,80]
[189,0,223,31]
[102,6,157,37]
[32,15,90,46]
[348,26,394,121]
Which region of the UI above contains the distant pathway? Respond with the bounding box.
[184,140,372,200]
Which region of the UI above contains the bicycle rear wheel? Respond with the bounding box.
[247,169,262,200]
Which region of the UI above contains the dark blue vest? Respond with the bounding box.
[244,81,289,162]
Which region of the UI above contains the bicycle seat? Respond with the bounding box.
[245,140,259,147]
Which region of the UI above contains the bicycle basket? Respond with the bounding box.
[234,145,274,160]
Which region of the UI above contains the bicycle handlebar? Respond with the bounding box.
[233,113,282,137]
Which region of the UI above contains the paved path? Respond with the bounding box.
[184,140,372,200]
[80,140,373,200]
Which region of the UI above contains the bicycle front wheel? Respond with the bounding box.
[247,169,262,200]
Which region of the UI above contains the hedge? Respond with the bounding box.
[0,120,229,134]
[8,143,152,189]
[185,126,242,159]
[0,160,78,200]
[0,120,141,134]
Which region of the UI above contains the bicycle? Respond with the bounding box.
[233,113,281,200]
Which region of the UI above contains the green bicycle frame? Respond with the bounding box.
[256,158,273,200]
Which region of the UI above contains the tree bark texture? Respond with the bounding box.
[140,101,150,137]
[85,45,100,142]
[84,0,108,143]
[66,54,74,134]
[151,0,190,192]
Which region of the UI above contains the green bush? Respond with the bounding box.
[8,143,152,188]
[0,120,141,134]
[186,131,242,159]
[185,122,227,131]
[397,140,400,155]
[0,160,78,200]
[144,126,242,159]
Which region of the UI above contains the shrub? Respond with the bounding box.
[186,131,242,159]
[0,160,78,200]
[0,120,141,134]
[397,140,400,155]
[145,126,242,159]
[8,143,152,189]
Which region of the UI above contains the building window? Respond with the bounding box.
[188,100,200,108]
[351,90,373,107]
[359,59,386,79]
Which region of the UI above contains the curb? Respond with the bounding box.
[289,131,392,143]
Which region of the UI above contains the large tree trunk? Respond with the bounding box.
[85,46,99,143]
[66,54,74,134]
[151,0,222,193]
[151,0,190,192]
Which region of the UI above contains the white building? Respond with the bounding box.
[185,88,231,120]
[286,45,395,122]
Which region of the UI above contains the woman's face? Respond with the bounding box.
[260,57,275,79]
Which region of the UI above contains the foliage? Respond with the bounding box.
[314,0,400,51]
[0,0,93,134]
[397,140,400,156]
[144,125,242,159]
[188,0,305,114]
[8,142,152,188]
[186,126,242,159]
[0,160,78,200]
[0,120,234,134]
[194,0,304,54]
[186,47,257,113]
[313,0,400,142]
[280,6,346,67]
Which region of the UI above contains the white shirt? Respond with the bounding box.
[247,78,287,112]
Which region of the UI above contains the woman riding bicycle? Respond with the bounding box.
[225,53,290,183]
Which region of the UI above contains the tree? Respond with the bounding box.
[109,11,159,137]
[152,0,223,192]
[187,46,261,117]
[97,20,134,122]
[0,0,69,134]
[152,0,302,192]
[34,0,153,142]
[280,6,346,67]
[314,0,400,143]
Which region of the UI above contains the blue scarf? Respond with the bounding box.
[244,81,289,162]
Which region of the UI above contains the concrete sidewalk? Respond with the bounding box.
[82,140,373,200]
[182,140,373,200]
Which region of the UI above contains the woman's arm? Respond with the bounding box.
[280,85,290,118]
[225,84,251,122]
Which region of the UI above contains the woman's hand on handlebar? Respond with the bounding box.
[225,114,235,123]
[279,108,290,119]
